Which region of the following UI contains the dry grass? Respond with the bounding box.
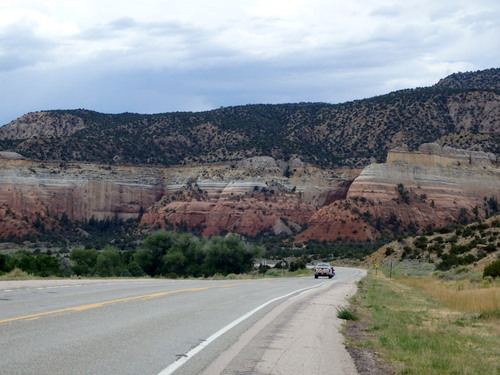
[399,277,500,314]
[0,267,35,280]
[347,271,500,374]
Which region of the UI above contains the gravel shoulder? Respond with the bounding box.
[343,277,396,375]
[202,269,367,375]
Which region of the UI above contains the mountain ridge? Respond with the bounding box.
[0,68,498,246]
[1,68,498,169]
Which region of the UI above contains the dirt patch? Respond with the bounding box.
[344,317,396,375]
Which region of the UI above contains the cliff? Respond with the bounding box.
[1,143,498,242]
[0,67,498,242]
[297,143,500,241]
[0,157,165,237]
[0,155,355,238]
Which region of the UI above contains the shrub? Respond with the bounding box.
[401,246,413,258]
[483,259,500,278]
[0,268,32,279]
[484,243,497,253]
[396,183,411,204]
[429,243,444,252]
[438,226,452,234]
[258,264,271,274]
[337,307,359,320]
[70,248,98,276]
[289,256,308,271]
[433,236,444,244]
[414,236,428,249]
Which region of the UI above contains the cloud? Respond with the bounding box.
[0,20,57,71]
[0,0,498,125]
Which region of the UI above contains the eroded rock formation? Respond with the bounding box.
[298,143,500,241]
[0,155,353,238]
[0,144,498,241]
[139,157,354,236]
[0,157,164,236]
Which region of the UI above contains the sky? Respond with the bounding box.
[0,0,499,126]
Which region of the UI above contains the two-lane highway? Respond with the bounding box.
[0,267,365,374]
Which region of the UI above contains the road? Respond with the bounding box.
[0,267,365,375]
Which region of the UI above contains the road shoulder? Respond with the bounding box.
[202,272,365,375]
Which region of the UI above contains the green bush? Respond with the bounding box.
[414,236,428,249]
[258,264,271,274]
[289,256,308,271]
[6,251,61,277]
[484,243,497,253]
[70,249,98,276]
[337,307,359,320]
[483,259,500,278]
[385,247,395,256]
[95,246,124,277]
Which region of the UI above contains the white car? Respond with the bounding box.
[314,264,335,279]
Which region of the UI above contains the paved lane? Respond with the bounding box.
[0,268,365,375]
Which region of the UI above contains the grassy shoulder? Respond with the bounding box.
[345,266,499,375]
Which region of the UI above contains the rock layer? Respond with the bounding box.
[0,156,351,238]
[0,145,498,241]
[298,143,500,241]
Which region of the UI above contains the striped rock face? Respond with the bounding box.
[1,144,498,241]
[297,144,500,242]
[0,156,354,238]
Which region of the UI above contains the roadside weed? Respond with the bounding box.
[346,271,499,375]
[337,307,359,320]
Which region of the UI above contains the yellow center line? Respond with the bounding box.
[0,283,238,324]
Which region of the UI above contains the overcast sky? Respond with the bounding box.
[0,0,498,125]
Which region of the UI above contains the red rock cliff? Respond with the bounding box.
[297,144,500,241]
[0,155,354,238]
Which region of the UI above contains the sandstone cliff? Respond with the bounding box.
[297,143,500,241]
[136,156,355,236]
[0,157,164,237]
[0,155,354,238]
[0,145,498,241]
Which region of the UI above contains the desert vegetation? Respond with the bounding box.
[373,216,500,272]
[346,264,499,374]
[1,71,498,169]
[343,213,500,374]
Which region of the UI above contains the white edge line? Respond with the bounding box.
[157,282,326,375]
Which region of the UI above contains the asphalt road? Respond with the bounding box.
[0,267,365,375]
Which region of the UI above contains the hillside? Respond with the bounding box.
[0,68,498,248]
[367,214,500,274]
[435,68,500,90]
[0,69,499,169]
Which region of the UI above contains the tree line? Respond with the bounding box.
[0,231,264,278]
